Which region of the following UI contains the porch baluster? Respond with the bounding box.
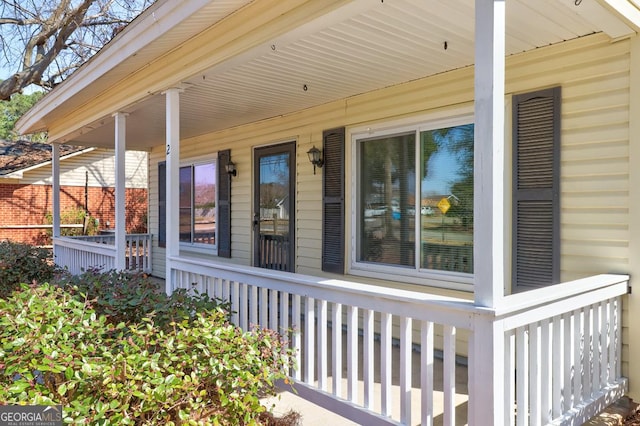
[380,312,392,417]
[363,309,374,409]
[421,320,434,426]
[318,299,328,392]
[332,303,343,398]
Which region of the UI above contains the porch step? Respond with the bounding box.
[585,396,638,426]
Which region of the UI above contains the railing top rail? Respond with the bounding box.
[170,255,479,328]
[494,273,629,316]
[54,236,117,256]
[170,256,629,327]
[68,235,115,240]
[63,233,152,242]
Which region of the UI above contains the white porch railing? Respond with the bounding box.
[167,255,628,426]
[54,233,152,274]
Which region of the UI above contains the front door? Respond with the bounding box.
[253,142,295,271]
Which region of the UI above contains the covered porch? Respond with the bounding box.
[17,0,640,424]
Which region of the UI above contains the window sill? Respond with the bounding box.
[179,243,217,257]
[348,261,474,292]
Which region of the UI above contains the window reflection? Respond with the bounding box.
[179,162,217,246]
[420,124,473,273]
[357,123,474,274]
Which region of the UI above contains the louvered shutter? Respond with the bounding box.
[512,87,560,290]
[217,149,232,258]
[158,161,166,248]
[322,127,345,273]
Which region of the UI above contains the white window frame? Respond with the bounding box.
[349,109,475,290]
[179,155,218,255]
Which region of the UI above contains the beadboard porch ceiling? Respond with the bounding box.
[21,0,637,149]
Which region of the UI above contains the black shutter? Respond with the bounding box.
[322,127,345,273]
[158,161,166,248]
[512,87,560,290]
[217,149,232,258]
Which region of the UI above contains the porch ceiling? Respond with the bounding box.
[33,0,635,150]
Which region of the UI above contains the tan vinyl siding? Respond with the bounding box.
[21,149,148,189]
[148,32,632,367]
[150,32,631,284]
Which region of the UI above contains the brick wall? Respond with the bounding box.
[0,183,148,245]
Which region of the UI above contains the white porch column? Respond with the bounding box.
[473,0,505,308]
[51,143,61,240]
[470,1,506,425]
[113,112,128,271]
[164,87,182,295]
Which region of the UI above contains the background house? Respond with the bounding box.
[0,140,148,245]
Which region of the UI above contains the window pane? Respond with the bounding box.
[179,166,192,243]
[193,163,216,245]
[420,124,474,273]
[359,133,415,267]
[259,153,290,237]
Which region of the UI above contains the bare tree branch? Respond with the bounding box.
[0,0,154,101]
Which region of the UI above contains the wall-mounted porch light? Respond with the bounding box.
[225,160,237,177]
[307,146,323,175]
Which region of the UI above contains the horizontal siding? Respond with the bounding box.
[149,32,632,286]
[148,33,632,363]
[21,149,148,189]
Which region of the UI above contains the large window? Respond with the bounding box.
[356,119,474,276]
[179,161,217,247]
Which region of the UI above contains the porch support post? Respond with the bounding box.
[113,112,128,271]
[470,0,506,425]
[51,143,61,240]
[164,87,182,295]
[474,0,505,308]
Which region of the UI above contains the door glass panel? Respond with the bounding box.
[257,151,290,270]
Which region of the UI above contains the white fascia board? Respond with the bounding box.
[0,147,96,179]
[15,0,213,135]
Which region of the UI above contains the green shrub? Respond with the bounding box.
[44,208,99,236]
[0,240,58,297]
[56,269,228,328]
[0,283,294,425]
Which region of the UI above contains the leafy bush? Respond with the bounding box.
[56,269,228,328]
[0,283,294,425]
[0,240,58,297]
[44,208,99,236]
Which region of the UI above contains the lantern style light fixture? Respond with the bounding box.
[225,160,237,177]
[306,146,323,175]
